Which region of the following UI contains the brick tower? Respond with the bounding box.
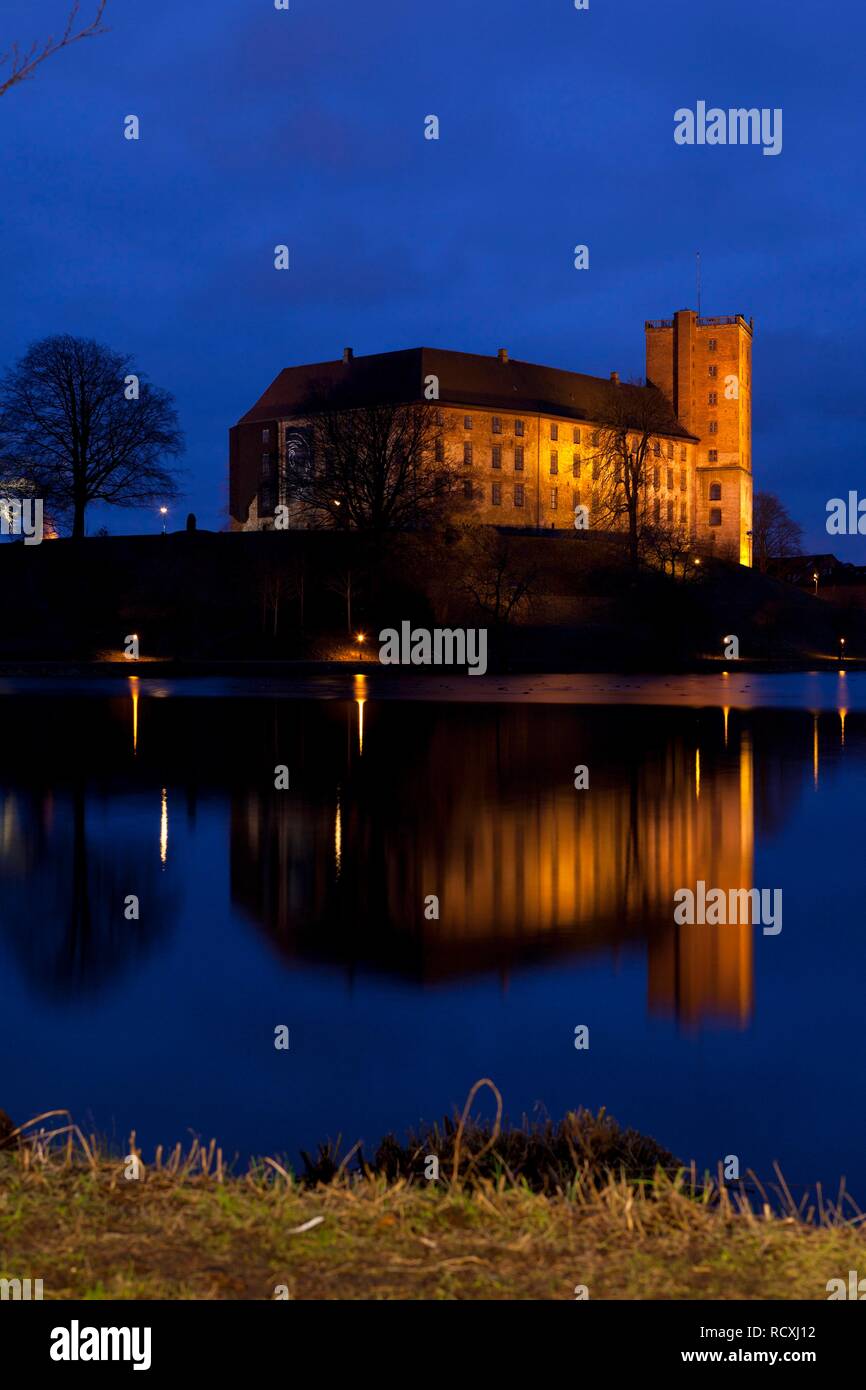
[646,309,753,565]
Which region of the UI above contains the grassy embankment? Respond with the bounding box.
[1,1093,863,1301]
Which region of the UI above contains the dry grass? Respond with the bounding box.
[1,1103,865,1301]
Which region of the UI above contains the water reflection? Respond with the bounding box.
[0,690,856,1026]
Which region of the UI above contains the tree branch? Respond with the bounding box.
[0,2,109,98]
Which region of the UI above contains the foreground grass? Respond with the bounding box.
[2,1125,864,1300]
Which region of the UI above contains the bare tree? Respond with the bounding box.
[285,394,460,531]
[752,491,803,572]
[0,2,108,98]
[0,334,183,538]
[589,379,686,568]
[459,528,538,627]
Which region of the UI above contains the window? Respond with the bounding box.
[464,441,473,466]
[464,479,474,500]
[260,486,273,513]
[572,452,580,477]
[708,391,718,405]
[708,338,717,352]
[709,507,722,527]
[591,430,600,446]
[550,487,558,510]
[709,482,722,501]
[492,416,502,434]
[666,468,673,490]
[653,440,661,456]
[464,415,473,430]
[667,442,674,460]
[435,437,445,462]
[573,427,582,444]
[550,423,559,441]
[262,428,270,445]
[653,498,661,523]
[492,482,502,506]
[708,449,718,462]
[680,446,687,461]
[515,445,524,471]
[550,450,558,475]
[515,419,525,437]
[592,458,600,481]
[667,499,674,523]
[492,444,502,469]
[653,466,660,488]
[514,483,525,507]
[708,365,718,379]
[680,502,687,523]
[261,453,272,478]
[435,408,444,426]
[680,468,686,491]
[708,420,718,435]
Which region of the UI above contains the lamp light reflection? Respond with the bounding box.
[129,675,139,754]
[353,672,368,754]
[160,787,168,866]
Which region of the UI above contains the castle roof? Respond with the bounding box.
[238,347,698,440]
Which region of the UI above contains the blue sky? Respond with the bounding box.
[2,0,863,551]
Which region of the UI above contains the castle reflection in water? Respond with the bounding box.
[229,688,826,1029]
[0,687,851,1027]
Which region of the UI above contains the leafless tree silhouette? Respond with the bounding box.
[0,2,108,98]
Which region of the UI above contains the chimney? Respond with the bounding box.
[610,371,619,384]
[497,348,508,363]
[342,347,353,363]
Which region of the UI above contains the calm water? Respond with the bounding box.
[1,672,864,1195]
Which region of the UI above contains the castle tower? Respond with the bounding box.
[646,309,753,565]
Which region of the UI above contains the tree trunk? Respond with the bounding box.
[72,499,86,539]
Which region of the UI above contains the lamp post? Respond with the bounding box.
[746,529,753,567]
[840,637,846,663]
[159,506,168,535]
[813,571,818,596]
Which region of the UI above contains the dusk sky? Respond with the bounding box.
[2,0,863,551]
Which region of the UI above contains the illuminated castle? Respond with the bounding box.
[230,309,753,566]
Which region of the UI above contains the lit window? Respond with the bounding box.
[550,487,558,510]
[550,423,559,441]
[709,507,722,526]
[492,416,502,434]
[492,445,502,469]
[709,482,722,501]
[515,445,524,471]
[708,449,718,462]
[550,450,558,475]
[514,483,525,507]
[708,365,718,379]
[492,482,502,506]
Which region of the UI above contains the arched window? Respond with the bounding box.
[709,481,722,501]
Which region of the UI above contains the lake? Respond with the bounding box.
[0,671,863,1198]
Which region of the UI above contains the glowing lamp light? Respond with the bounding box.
[356,632,366,645]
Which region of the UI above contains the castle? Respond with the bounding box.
[229,308,753,565]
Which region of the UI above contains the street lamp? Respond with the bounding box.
[746,529,753,567]
[839,637,846,662]
[159,505,168,535]
[813,571,819,596]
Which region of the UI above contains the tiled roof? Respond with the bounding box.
[238,347,698,440]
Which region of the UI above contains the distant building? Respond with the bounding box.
[230,309,754,564]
